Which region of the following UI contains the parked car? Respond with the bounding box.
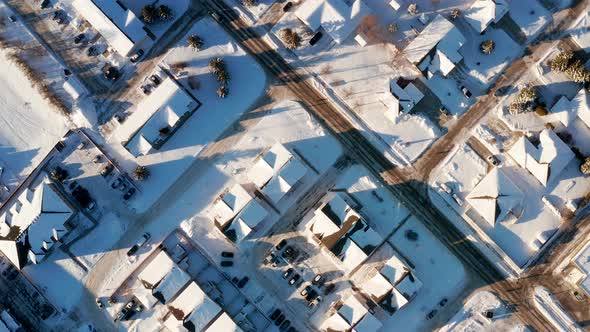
[8,15,16,23]
[86,201,96,211]
[275,239,287,251]
[104,66,121,81]
[95,298,104,308]
[311,274,323,286]
[74,33,85,44]
[114,113,126,123]
[300,285,312,297]
[87,46,98,57]
[487,155,499,166]
[283,268,293,279]
[282,246,294,258]
[126,232,150,256]
[309,31,322,45]
[288,274,300,286]
[130,49,144,63]
[237,277,249,288]
[305,289,318,302]
[460,86,472,98]
[101,164,114,177]
[426,309,438,320]
[111,177,123,189]
[308,296,321,308]
[123,188,136,200]
[40,0,50,9]
[119,182,128,192]
[149,74,161,86]
[270,309,282,320]
[221,251,234,258]
[283,2,293,11]
[221,260,233,267]
[92,155,102,163]
[439,298,448,307]
[139,85,151,95]
[275,314,285,326]
[210,11,223,23]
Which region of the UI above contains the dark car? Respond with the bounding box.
[40,0,50,9]
[275,239,287,251]
[111,177,123,189]
[130,49,144,63]
[221,260,233,267]
[305,289,318,302]
[270,309,282,320]
[74,33,85,44]
[221,251,234,258]
[494,85,510,97]
[149,74,161,85]
[275,314,285,326]
[288,274,300,286]
[123,188,136,200]
[104,66,121,81]
[300,285,312,297]
[237,277,249,288]
[309,31,322,45]
[282,246,294,258]
[126,233,150,256]
[87,46,98,57]
[283,2,293,12]
[279,320,291,331]
[439,298,448,307]
[460,86,472,98]
[101,164,114,177]
[426,309,438,320]
[283,268,293,279]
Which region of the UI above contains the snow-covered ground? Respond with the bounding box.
[508,0,552,42]
[440,291,528,332]
[0,50,69,198]
[105,17,267,213]
[533,286,585,332]
[243,0,278,20]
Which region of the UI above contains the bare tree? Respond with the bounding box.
[217,85,228,98]
[280,28,301,50]
[480,40,495,55]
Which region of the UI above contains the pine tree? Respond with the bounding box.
[133,165,150,180]
[141,5,157,23]
[281,28,301,50]
[187,35,203,50]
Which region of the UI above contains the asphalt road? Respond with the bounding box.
[201,0,590,330]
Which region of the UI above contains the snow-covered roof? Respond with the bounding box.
[0,311,20,332]
[168,282,207,320]
[339,237,368,272]
[152,266,191,304]
[233,200,268,229]
[211,184,252,228]
[163,314,184,332]
[571,10,590,52]
[321,313,351,331]
[387,78,424,113]
[549,88,590,128]
[117,76,199,157]
[363,272,393,301]
[0,174,74,268]
[380,253,409,285]
[338,296,368,325]
[248,144,293,188]
[224,217,252,244]
[135,285,159,309]
[508,130,574,186]
[183,297,222,332]
[466,168,524,226]
[404,15,465,65]
[349,219,382,255]
[72,0,147,56]
[353,312,382,332]
[295,0,371,44]
[322,193,359,227]
[137,251,175,287]
[204,312,242,332]
[262,158,307,204]
[385,287,409,309]
[63,77,88,100]
[310,211,341,239]
[395,272,423,299]
[464,0,509,33]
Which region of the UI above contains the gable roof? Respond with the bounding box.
[466,168,523,226]
[508,130,574,186]
[549,88,590,128]
[295,0,371,44]
[404,14,465,65]
[464,0,509,33]
[338,296,368,325]
[137,251,175,287]
[152,266,191,304]
[248,144,293,188]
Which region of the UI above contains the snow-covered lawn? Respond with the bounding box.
[22,248,87,312]
[0,51,69,196]
[460,28,521,89]
[383,216,468,331]
[440,291,527,332]
[106,17,267,213]
[426,74,472,116]
[508,0,552,42]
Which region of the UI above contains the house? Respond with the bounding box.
[116,73,200,157]
[72,0,151,57]
[548,88,590,129]
[404,15,465,77]
[0,174,76,268]
[224,200,268,243]
[261,158,307,204]
[571,10,590,52]
[508,129,574,187]
[182,293,222,332]
[573,242,590,296]
[381,77,425,116]
[466,168,524,226]
[204,312,242,332]
[294,0,371,44]
[464,0,509,33]
[248,144,293,188]
[137,250,175,289]
[152,266,191,304]
[321,296,382,332]
[210,184,252,228]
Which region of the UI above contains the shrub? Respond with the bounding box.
[140,5,157,23]
[280,28,301,50]
[407,3,418,15]
[187,35,203,50]
[158,5,173,21]
[133,165,150,180]
[480,40,495,55]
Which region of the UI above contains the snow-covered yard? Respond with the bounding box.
[508,0,552,42]
[106,17,267,213]
[243,0,279,20]
[0,51,69,197]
